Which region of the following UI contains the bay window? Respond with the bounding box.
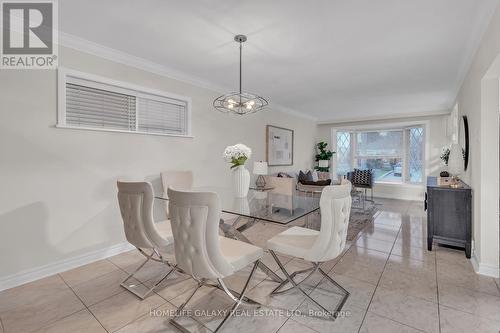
[335,126,425,184]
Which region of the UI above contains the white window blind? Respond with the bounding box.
[137,97,188,135]
[66,83,137,131]
[59,70,191,137]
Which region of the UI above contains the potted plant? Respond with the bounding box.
[223,143,252,197]
[314,142,335,172]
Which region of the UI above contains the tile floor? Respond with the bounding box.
[1,199,499,333]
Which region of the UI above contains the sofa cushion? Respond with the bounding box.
[299,179,332,186]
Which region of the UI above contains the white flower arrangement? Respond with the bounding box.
[223,143,252,169]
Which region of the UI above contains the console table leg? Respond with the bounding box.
[427,237,433,251]
[465,243,471,259]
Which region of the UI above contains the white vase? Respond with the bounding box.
[232,165,250,198]
[448,143,463,177]
[318,160,329,168]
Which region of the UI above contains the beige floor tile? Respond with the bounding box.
[398,227,427,242]
[291,303,365,333]
[406,205,426,218]
[438,281,500,322]
[439,305,500,333]
[72,269,138,307]
[219,303,289,333]
[378,266,437,303]
[332,248,387,285]
[170,286,242,332]
[360,312,423,333]
[435,246,471,268]
[385,254,436,278]
[395,234,426,249]
[355,236,394,253]
[0,275,84,333]
[277,318,316,333]
[373,217,402,229]
[108,250,145,270]
[437,261,500,296]
[358,224,400,243]
[115,302,205,333]
[390,241,436,263]
[89,291,165,332]
[34,309,106,333]
[245,279,308,311]
[342,246,390,268]
[154,275,199,301]
[369,286,439,333]
[332,260,384,285]
[122,260,173,284]
[314,273,376,310]
[59,259,118,287]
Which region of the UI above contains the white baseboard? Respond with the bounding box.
[0,242,134,292]
[471,254,500,278]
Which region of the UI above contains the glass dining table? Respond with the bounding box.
[155,187,320,283]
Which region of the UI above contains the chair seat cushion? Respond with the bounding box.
[219,236,264,272]
[267,226,319,259]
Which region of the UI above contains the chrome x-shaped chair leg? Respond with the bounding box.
[269,250,349,321]
[170,260,261,333]
[120,247,177,300]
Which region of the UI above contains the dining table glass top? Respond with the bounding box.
[155,187,320,224]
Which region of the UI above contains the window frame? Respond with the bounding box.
[332,122,428,186]
[57,68,193,138]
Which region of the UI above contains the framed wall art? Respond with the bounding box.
[266,125,294,166]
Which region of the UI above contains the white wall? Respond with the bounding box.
[0,46,317,288]
[454,3,500,277]
[317,114,450,201]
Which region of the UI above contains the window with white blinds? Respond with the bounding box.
[58,70,191,137]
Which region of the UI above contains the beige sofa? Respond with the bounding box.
[264,171,333,196]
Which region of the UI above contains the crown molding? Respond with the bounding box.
[317,109,451,125]
[450,0,499,105]
[58,32,317,122]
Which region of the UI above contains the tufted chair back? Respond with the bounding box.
[117,181,172,250]
[307,179,352,262]
[161,170,193,217]
[168,188,234,280]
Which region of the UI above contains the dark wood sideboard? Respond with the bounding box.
[425,176,472,258]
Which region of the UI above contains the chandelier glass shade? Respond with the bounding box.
[213,35,268,115]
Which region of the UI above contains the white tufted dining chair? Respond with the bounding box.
[117,181,177,299]
[161,170,193,218]
[167,188,263,333]
[266,179,352,320]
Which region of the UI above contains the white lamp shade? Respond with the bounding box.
[448,143,463,176]
[253,161,268,175]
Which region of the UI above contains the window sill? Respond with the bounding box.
[374,181,424,188]
[55,124,194,138]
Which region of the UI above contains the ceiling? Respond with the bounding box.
[59,0,498,122]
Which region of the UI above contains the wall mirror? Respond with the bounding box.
[459,115,469,171]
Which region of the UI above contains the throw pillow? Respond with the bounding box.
[298,170,313,183]
[312,170,319,182]
[352,169,372,186]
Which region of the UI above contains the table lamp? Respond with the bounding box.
[253,161,268,188]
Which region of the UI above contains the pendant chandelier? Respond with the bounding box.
[213,34,268,115]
